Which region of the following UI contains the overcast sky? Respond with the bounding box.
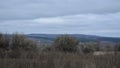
[0,0,120,37]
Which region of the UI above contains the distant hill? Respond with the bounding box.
[26,34,120,43]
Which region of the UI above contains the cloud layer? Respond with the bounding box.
[0,0,120,37]
[0,0,120,20]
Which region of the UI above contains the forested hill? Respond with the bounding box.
[26,34,120,43]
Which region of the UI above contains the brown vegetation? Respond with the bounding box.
[53,35,79,52]
[0,33,120,68]
[0,52,120,68]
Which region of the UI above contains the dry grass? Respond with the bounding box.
[0,52,120,68]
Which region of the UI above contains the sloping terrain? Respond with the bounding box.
[26,34,120,43]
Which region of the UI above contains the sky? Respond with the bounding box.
[0,0,120,37]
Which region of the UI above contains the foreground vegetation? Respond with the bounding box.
[0,53,120,68]
[0,33,120,68]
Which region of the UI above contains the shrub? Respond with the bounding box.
[117,43,120,51]
[53,35,79,52]
[0,33,10,49]
[11,33,37,51]
[0,33,38,58]
[11,33,26,50]
[11,33,38,58]
[81,42,99,54]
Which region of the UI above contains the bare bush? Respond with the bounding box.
[53,35,79,52]
[0,33,38,58]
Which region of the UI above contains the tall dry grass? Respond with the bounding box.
[0,52,120,68]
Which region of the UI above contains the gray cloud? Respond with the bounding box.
[0,0,120,20]
[0,0,120,37]
[0,12,120,37]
